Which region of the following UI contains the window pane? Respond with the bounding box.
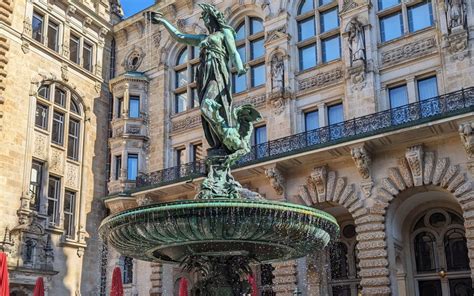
[320,0,333,6]
[298,0,314,14]
[32,13,44,42]
[35,104,48,130]
[329,242,348,279]
[414,232,437,272]
[322,36,341,63]
[328,103,344,124]
[380,13,403,42]
[54,88,66,107]
[320,8,339,33]
[176,69,188,88]
[237,45,246,63]
[418,76,438,100]
[389,85,408,107]
[127,154,138,180]
[69,35,80,64]
[192,46,200,59]
[445,229,470,271]
[299,43,317,70]
[177,48,188,65]
[251,64,265,87]
[52,112,64,145]
[255,126,267,144]
[305,110,319,131]
[68,119,80,160]
[449,279,473,296]
[298,17,316,41]
[64,191,75,237]
[117,98,123,118]
[233,73,247,93]
[236,23,245,41]
[38,85,50,99]
[176,148,185,166]
[70,96,80,114]
[47,177,60,225]
[129,97,140,118]
[191,88,199,108]
[250,18,263,34]
[175,93,187,113]
[47,21,59,52]
[250,38,264,60]
[378,0,400,10]
[83,42,93,71]
[30,161,43,211]
[408,1,433,32]
[115,156,122,180]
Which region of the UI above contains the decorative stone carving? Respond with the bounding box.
[61,63,68,81]
[123,46,146,72]
[340,0,359,13]
[65,162,80,189]
[82,17,93,33]
[136,194,153,206]
[271,55,284,91]
[234,94,266,108]
[153,31,161,47]
[269,96,286,115]
[382,37,436,66]
[444,28,469,61]
[299,68,343,91]
[405,145,423,186]
[350,144,371,179]
[172,115,201,133]
[311,165,328,200]
[23,17,32,36]
[265,25,288,43]
[445,0,466,31]
[265,167,285,196]
[423,152,435,185]
[346,18,366,65]
[33,133,48,160]
[49,148,64,174]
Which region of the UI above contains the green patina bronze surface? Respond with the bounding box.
[100,5,340,295]
[148,4,261,199]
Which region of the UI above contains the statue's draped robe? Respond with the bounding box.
[196,32,234,151]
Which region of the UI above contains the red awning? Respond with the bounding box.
[0,252,10,296]
[33,277,45,296]
[179,277,188,296]
[110,266,124,296]
[248,274,258,296]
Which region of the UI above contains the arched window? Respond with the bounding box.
[414,231,437,272]
[445,228,469,271]
[34,82,83,161]
[233,17,265,93]
[173,46,200,114]
[296,0,340,71]
[119,256,133,285]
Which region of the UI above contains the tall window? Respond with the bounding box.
[305,110,319,131]
[378,0,433,42]
[35,104,49,130]
[64,191,76,238]
[328,103,344,140]
[69,34,80,64]
[254,125,267,158]
[233,17,265,93]
[173,46,199,113]
[47,176,61,225]
[115,155,122,180]
[68,119,80,160]
[389,84,408,125]
[296,0,340,70]
[417,76,438,100]
[52,112,65,145]
[47,20,59,52]
[127,154,138,181]
[176,148,185,166]
[119,256,134,285]
[117,98,123,118]
[29,161,43,211]
[32,12,44,43]
[83,41,93,72]
[129,96,140,118]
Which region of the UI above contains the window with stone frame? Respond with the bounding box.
[296,0,341,71]
[328,223,360,296]
[47,176,61,226]
[173,46,200,114]
[29,160,44,211]
[232,17,265,93]
[35,83,84,151]
[378,0,434,43]
[63,191,76,238]
[31,8,62,53]
[119,256,134,285]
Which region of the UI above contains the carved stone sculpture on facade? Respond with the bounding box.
[265,167,286,196]
[271,54,284,91]
[459,121,474,159]
[446,0,467,31]
[346,18,365,66]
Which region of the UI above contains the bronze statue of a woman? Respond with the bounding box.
[147,4,262,199]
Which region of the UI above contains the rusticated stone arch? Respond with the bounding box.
[357,145,474,295]
[296,165,366,218]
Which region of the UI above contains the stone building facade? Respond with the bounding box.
[0,0,119,294]
[103,0,474,295]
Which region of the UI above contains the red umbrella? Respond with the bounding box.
[0,252,9,296]
[178,277,188,296]
[248,274,257,296]
[110,267,124,296]
[33,277,45,296]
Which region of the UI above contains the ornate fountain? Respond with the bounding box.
[99,4,339,295]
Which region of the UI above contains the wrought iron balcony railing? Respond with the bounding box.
[136,87,474,191]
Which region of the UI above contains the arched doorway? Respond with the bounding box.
[386,189,472,296]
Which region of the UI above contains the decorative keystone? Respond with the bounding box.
[405,145,424,186]
[264,166,286,196]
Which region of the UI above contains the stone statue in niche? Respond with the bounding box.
[346,18,365,65]
[271,55,284,91]
[446,0,467,31]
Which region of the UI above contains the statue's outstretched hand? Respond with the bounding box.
[144,10,164,24]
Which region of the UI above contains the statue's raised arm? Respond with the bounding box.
[145,11,206,46]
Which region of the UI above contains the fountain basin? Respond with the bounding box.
[99,199,339,263]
